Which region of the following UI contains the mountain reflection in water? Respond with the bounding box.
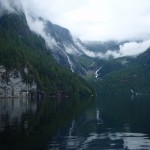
[49,95,150,150]
[0,97,93,150]
[0,95,150,150]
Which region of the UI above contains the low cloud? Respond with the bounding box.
[106,40,150,58]
[1,0,150,59]
[20,0,150,41]
[83,40,150,59]
[25,15,57,49]
[74,38,150,59]
[0,0,22,16]
[0,0,57,49]
[1,0,150,41]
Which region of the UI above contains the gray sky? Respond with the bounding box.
[20,0,150,41]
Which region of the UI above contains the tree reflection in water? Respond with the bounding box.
[0,96,93,150]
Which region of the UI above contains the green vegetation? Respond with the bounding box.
[78,54,105,71]
[94,51,150,95]
[0,96,94,150]
[0,14,94,97]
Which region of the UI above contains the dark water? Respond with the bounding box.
[48,95,150,150]
[0,97,92,150]
[0,95,150,150]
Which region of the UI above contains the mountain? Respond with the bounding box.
[31,17,87,75]
[75,38,150,95]
[93,49,150,95]
[1,1,149,97]
[75,41,126,76]
[0,13,94,97]
[41,15,150,96]
[83,41,122,53]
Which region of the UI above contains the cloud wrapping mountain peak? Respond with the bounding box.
[0,0,22,16]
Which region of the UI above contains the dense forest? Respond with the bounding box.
[93,50,150,95]
[0,13,94,97]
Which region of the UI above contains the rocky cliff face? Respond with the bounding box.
[0,13,94,98]
[30,18,87,75]
[44,20,87,75]
[0,66,37,97]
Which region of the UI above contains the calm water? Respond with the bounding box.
[0,95,150,150]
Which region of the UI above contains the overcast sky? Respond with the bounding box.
[1,0,150,41]
[1,0,150,57]
[19,0,150,41]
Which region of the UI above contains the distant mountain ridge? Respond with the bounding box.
[93,48,150,95]
[84,41,121,53]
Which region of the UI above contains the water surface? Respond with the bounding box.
[49,95,150,150]
[0,95,150,150]
[0,97,92,150]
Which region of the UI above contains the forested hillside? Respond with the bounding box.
[0,13,94,97]
[94,50,150,95]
